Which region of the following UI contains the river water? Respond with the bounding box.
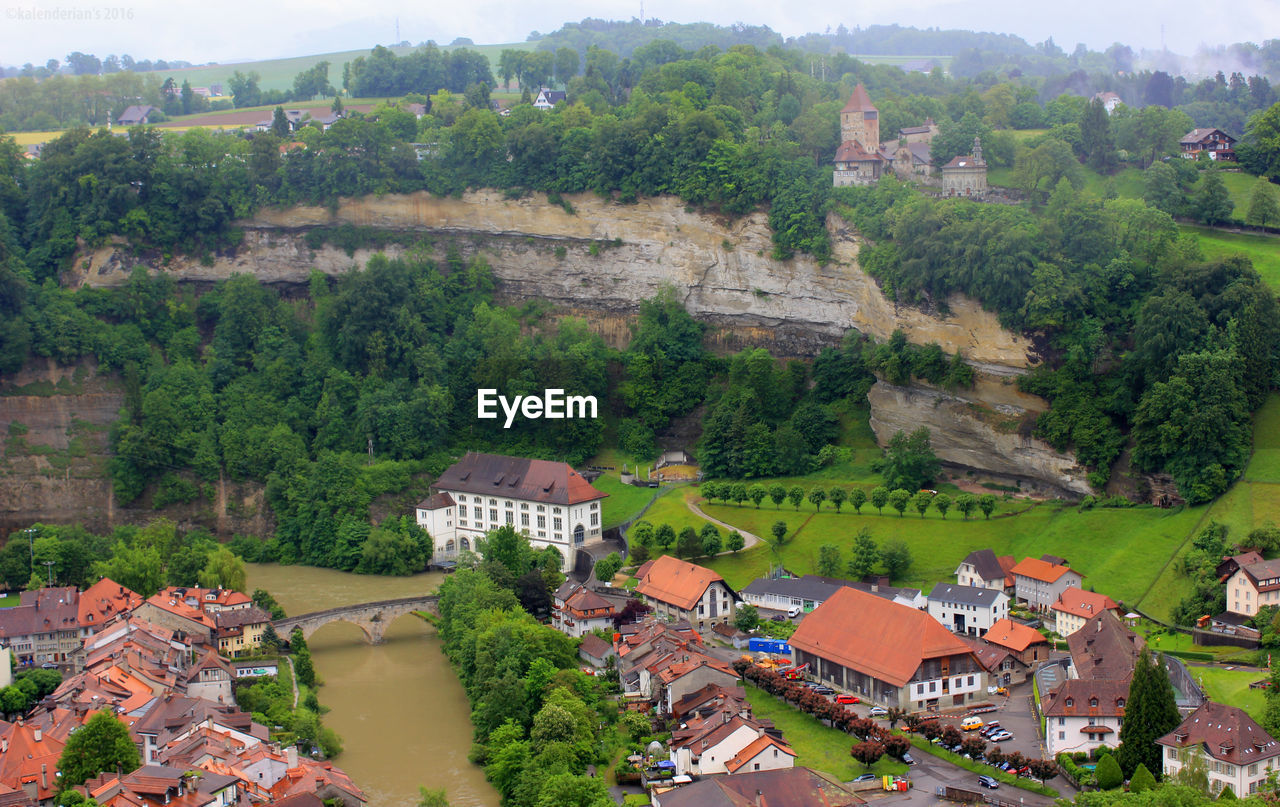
[244,563,498,807]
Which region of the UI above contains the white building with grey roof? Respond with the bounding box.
[927,583,1010,637]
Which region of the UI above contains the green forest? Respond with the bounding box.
[1,31,1280,573]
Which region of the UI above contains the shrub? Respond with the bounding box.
[1096,754,1123,790]
[1130,763,1156,793]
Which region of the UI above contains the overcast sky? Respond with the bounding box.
[3,0,1276,68]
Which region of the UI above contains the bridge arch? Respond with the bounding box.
[274,596,440,645]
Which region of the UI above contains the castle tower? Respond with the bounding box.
[840,83,879,149]
[972,136,984,165]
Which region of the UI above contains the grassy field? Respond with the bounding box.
[1186,226,1280,293]
[1192,665,1269,722]
[743,683,907,781]
[0,592,17,608]
[698,494,1201,606]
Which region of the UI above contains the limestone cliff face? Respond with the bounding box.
[69,191,1032,370]
[867,381,1091,498]
[55,190,1088,501]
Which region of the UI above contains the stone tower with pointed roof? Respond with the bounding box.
[840,83,879,149]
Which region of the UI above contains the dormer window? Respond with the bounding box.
[1117,698,1125,708]
[1065,697,1074,707]
[1090,698,1098,708]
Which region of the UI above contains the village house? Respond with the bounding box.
[116,104,158,126]
[1051,588,1120,637]
[0,720,66,805]
[1217,551,1264,582]
[0,586,85,666]
[741,574,922,615]
[76,578,143,639]
[550,581,616,638]
[578,632,616,668]
[1068,610,1143,681]
[1181,128,1237,161]
[214,606,273,657]
[133,592,217,643]
[955,549,1015,592]
[963,638,1029,687]
[982,618,1050,667]
[635,556,738,630]
[417,452,607,572]
[927,583,1010,637]
[1159,702,1280,796]
[833,84,884,187]
[1011,556,1084,613]
[1093,91,1123,114]
[533,88,567,110]
[670,714,781,776]
[1226,558,1280,617]
[789,586,987,711]
[1044,678,1129,757]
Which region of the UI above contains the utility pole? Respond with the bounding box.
[25,527,35,572]
[43,560,54,587]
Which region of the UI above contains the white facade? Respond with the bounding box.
[906,671,985,707]
[417,493,602,572]
[1226,567,1280,617]
[671,723,760,776]
[927,588,1009,637]
[1014,569,1083,612]
[1164,744,1278,796]
[647,580,737,630]
[1047,713,1123,757]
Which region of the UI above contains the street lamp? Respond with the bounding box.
[42,560,54,587]
[24,527,35,572]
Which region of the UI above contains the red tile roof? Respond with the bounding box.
[724,734,796,773]
[635,556,728,611]
[983,619,1049,653]
[841,84,876,114]
[834,139,883,163]
[435,452,607,506]
[789,586,976,688]
[415,491,455,510]
[1010,557,1077,584]
[78,578,143,628]
[1158,702,1280,766]
[1043,678,1129,718]
[1051,587,1119,620]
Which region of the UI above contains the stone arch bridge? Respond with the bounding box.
[274,596,440,645]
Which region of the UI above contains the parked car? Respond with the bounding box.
[978,776,1000,789]
[979,721,1001,737]
[835,694,860,705]
[853,774,877,783]
[812,685,835,695]
[787,605,802,618]
[903,753,916,765]
[960,716,983,731]
[869,706,888,717]
[770,614,788,622]
[990,731,1013,742]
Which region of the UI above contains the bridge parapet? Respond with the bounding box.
[274,595,440,645]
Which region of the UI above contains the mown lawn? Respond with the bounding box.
[1193,665,1269,722]
[743,683,906,781]
[626,486,715,541]
[700,496,1199,607]
[0,592,18,608]
[594,474,660,530]
[1186,226,1280,293]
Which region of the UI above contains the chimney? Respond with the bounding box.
[1,738,6,753]
[33,728,41,742]
[41,764,47,790]
[286,746,298,768]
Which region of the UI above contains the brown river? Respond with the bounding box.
[244,563,498,807]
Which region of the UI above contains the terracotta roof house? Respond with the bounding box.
[1051,588,1120,637]
[77,578,143,637]
[1159,702,1280,796]
[655,655,739,713]
[789,586,986,711]
[554,587,616,638]
[1181,128,1237,161]
[724,734,796,774]
[671,684,749,722]
[0,720,66,804]
[0,586,83,665]
[927,583,1010,637]
[1044,678,1129,756]
[1227,558,1280,617]
[982,618,1049,667]
[214,606,272,658]
[961,637,1028,687]
[833,84,885,187]
[669,714,772,776]
[955,549,1016,592]
[1011,556,1084,612]
[655,766,864,807]
[417,452,607,571]
[635,556,738,630]
[1067,610,1143,681]
[133,594,216,642]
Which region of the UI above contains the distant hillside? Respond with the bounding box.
[151,41,532,94]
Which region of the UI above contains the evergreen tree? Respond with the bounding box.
[1095,753,1123,789]
[1080,98,1115,171]
[1194,171,1235,225]
[846,528,879,580]
[1129,763,1157,793]
[1117,649,1181,777]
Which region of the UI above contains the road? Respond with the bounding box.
[868,751,1061,807]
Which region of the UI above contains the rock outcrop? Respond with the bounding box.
[867,380,1091,498]
[44,190,1090,510]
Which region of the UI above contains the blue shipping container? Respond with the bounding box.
[748,638,791,654]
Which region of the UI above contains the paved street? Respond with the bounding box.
[868,750,1062,807]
